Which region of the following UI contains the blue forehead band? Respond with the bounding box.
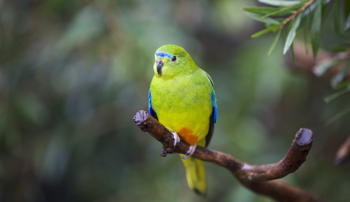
[155,52,174,59]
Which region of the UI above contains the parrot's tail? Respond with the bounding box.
[181,156,207,196]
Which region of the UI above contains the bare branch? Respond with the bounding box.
[133,110,319,202]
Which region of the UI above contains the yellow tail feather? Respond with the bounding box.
[181,156,207,195]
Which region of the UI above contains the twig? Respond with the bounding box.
[280,0,315,28]
[335,136,350,165]
[133,110,319,202]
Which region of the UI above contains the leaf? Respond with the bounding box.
[251,24,280,38]
[326,107,350,125]
[331,73,346,88]
[244,2,304,18]
[283,15,302,54]
[302,15,312,49]
[331,62,350,88]
[244,7,279,16]
[290,41,295,59]
[258,0,302,6]
[263,3,303,18]
[311,0,322,56]
[334,0,345,34]
[345,13,350,30]
[335,80,350,90]
[302,1,318,16]
[268,30,281,55]
[324,87,350,103]
[313,59,339,76]
[246,13,280,25]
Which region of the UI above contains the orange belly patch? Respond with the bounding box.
[178,128,198,145]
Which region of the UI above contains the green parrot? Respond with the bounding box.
[148,44,217,195]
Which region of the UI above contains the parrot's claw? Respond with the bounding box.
[171,132,180,148]
[182,145,197,159]
[160,131,180,157]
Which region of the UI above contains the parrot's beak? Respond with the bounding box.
[156,59,164,76]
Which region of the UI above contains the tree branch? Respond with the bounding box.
[133,110,319,202]
[281,0,315,28]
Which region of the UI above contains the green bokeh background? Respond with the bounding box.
[1,1,349,202]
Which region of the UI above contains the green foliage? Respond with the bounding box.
[245,0,350,55]
[246,0,350,105]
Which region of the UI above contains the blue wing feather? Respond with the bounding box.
[205,73,217,147]
[206,73,218,123]
[148,90,158,120]
[210,91,218,123]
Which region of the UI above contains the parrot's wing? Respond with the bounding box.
[210,91,218,123]
[148,90,158,120]
[205,72,218,122]
[205,74,217,147]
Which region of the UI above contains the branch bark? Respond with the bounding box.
[281,0,315,28]
[133,110,319,202]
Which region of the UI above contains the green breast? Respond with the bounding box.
[150,69,212,140]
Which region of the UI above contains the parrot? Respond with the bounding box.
[148,44,217,195]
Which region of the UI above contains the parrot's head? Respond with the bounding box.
[153,44,197,78]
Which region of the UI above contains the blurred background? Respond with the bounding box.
[0,0,349,202]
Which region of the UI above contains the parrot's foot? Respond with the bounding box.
[171,132,181,148]
[160,131,181,157]
[182,145,197,159]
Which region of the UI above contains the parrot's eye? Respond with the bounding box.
[171,56,177,62]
